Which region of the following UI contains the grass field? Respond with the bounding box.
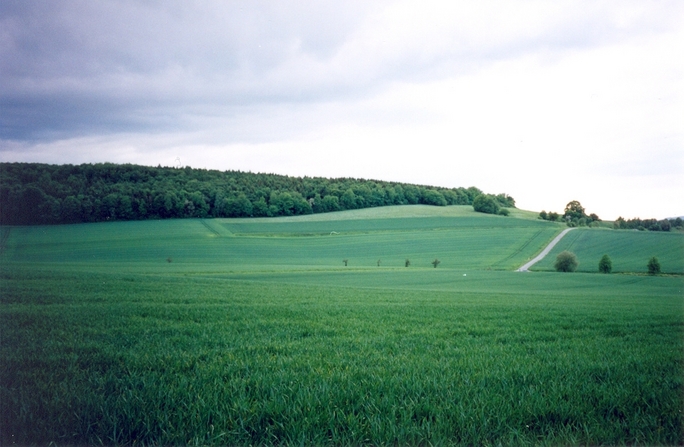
[1,205,683,445]
[532,228,684,274]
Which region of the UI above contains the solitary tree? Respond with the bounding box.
[377,259,381,267]
[343,259,348,267]
[563,201,586,221]
[554,251,578,272]
[598,254,612,273]
[432,259,441,268]
[647,256,661,275]
[405,259,411,267]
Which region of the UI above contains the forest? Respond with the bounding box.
[0,162,515,225]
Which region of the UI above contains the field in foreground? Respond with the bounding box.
[1,206,683,445]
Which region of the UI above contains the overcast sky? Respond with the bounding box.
[1,1,682,219]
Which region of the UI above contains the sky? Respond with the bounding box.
[1,1,682,220]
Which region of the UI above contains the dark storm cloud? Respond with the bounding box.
[0,0,380,140]
[0,0,679,142]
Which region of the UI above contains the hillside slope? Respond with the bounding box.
[532,228,684,274]
[0,205,559,273]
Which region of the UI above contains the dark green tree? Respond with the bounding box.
[473,194,500,215]
[554,251,579,272]
[598,254,612,273]
[647,256,661,275]
[422,189,447,206]
[563,200,586,221]
[432,259,441,268]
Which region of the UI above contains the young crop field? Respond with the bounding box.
[532,228,684,274]
[1,205,682,446]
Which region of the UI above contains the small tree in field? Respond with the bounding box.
[598,254,612,273]
[432,259,441,268]
[405,259,411,267]
[343,259,348,266]
[554,251,578,272]
[377,259,381,267]
[647,256,661,275]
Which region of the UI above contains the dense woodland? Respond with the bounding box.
[0,162,516,225]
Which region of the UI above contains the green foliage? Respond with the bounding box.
[554,251,579,272]
[647,256,661,275]
[421,189,447,206]
[614,216,673,232]
[473,194,500,215]
[0,162,513,225]
[431,258,441,268]
[494,193,516,208]
[564,200,586,221]
[598,254,612,273]
[561,201,600,227]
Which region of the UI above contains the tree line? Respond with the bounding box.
[0,162,515,225]
[540,200,681,232]
[539,200,601,227]
[613,216,680,232]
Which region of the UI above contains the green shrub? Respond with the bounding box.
[647,256,661,275]
[555,251,579,272]
[473,194,500,215]
[598,254,612,273]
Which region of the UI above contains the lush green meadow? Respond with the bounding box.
[0,206,560,272]
[1,206,683,445]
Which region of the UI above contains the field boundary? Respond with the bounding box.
[517,228,576,272]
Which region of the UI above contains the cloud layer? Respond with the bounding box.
[1,1,682,219]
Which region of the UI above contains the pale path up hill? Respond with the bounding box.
[517,228,576,272]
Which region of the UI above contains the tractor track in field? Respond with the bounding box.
[493,229,544,268]
[517,228,576,272]
[200,219,223,237]
[0,227,10,255]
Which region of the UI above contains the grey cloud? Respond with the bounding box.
[1,0,680,142]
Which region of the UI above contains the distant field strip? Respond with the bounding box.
[532,228,684,274]
[222,215,551,236]
[0,212,562,272]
